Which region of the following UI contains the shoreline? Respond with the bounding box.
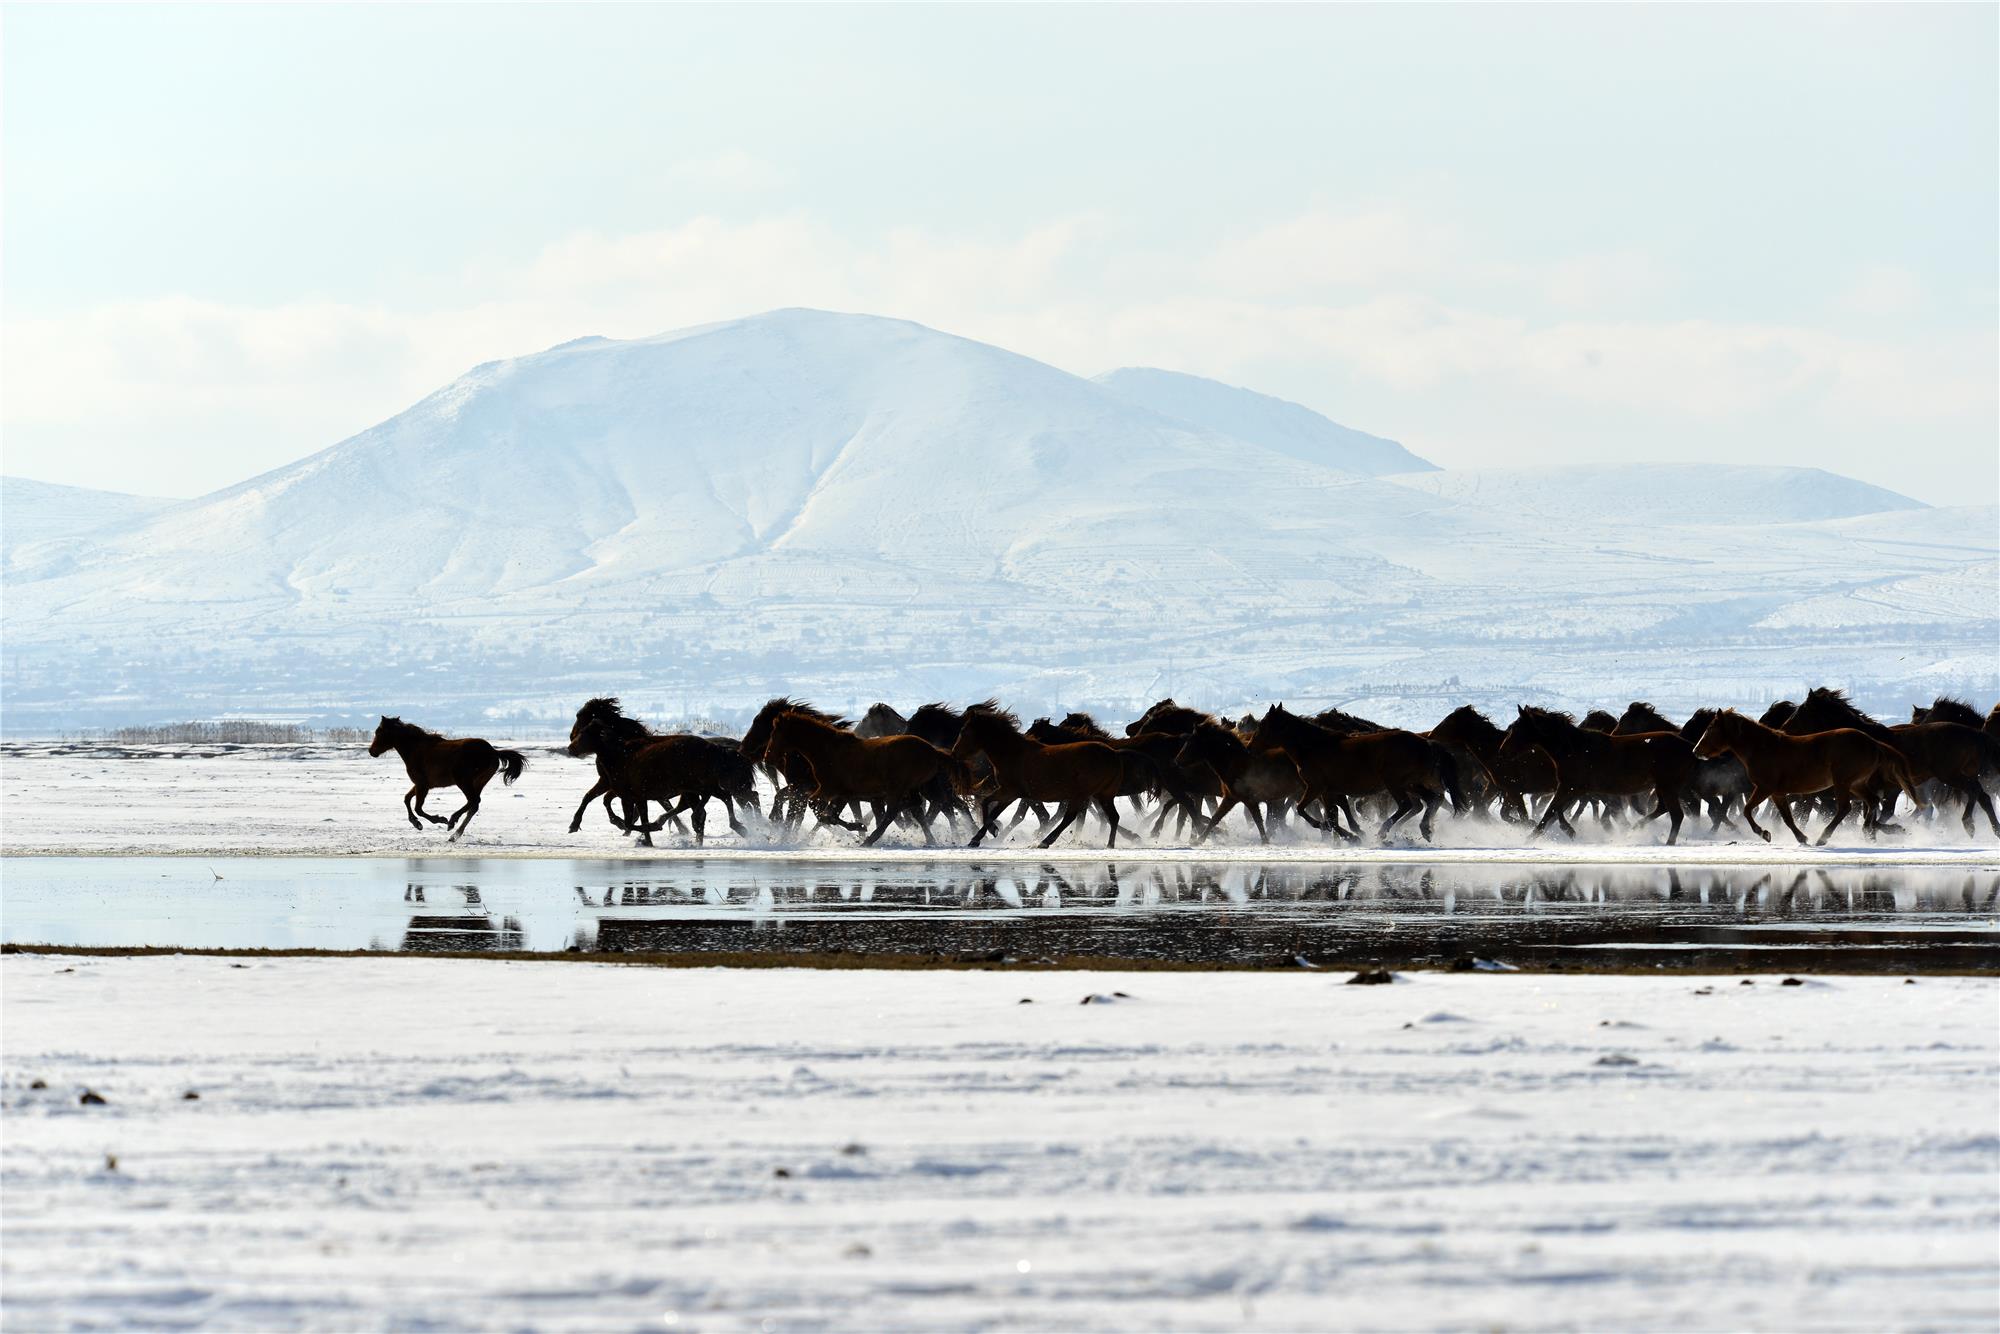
[7,843,1997,867]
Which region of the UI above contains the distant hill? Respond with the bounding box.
[1094,367,1434,476]
[1386,464,1925,526]
[2,309,1989,729]
[1,477,178,560]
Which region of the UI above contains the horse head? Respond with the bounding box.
[1691,709,1739,759]
[368,716,399,757]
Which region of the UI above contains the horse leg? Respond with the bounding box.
[1246,802,1270,844]
[968,796,1006,848]
[1816,793,1854,846]
[1968,779,2000,839]
[1653,786,1684,846]
[1095,796,1122,849]
[689,800,708,846]
[570,780,612,834]
[1196,795,1240,845]
[1531,787,1572,840]
[407,785,449,830]
[446,782,484,842]
[861,800,905,847]
[1417,787,1443,842]
[1772,796,1810,846]
[1037,803,1084,849]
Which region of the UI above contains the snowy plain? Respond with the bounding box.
[4,742,1996,865]
[5,957,1997,1332]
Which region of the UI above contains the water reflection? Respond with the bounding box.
[3,856,1994,969]
[398,884,525,954]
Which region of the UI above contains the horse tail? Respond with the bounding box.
[1437,742,1485,811]
[496,749,527,786]
[1429,744,1467,813]
[1872,742,1919,805]
[930,743,977,796]
[1971,728,2000,779]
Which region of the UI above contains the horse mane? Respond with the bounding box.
[1580,709,1619,732]
[1680,707,1718,739]
[381,715,446,743]
[1515,705,1578,732]
[1758,700,1796,727]
[964,699,1021,730]
[1800,686,1876,729]
[1620,701,1678,731]
[760,696,846,727]
[1923,695,1984,727]
[1436,705,1504,745]
[1313,706,1384,733]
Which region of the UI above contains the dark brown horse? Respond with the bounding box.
[1694,709,1919,845]
[1785,687,2000,836]
[1913,696,1986,728]
[1498,706,1693,844]
[762,711,966,847]
[1045,712,1214,837]
[1617,701,1750,832]
[1252,704,1459,842]
[1125,699,1211,738]
[568,717,758,846]
[741,698,864,835]
[954,703,1128,847]
[1428,705,1552,823]
[369,716,525,842]
[1173,720,1305,843]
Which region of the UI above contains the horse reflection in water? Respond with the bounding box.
[555,861,1999,965]
[399,883,525,953]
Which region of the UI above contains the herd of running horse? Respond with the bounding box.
[364,688,2000,849]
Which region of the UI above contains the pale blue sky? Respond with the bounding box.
[5,4,1994,503]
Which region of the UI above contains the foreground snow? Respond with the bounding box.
[4,743,1996,865]
[3,958,1994,1331]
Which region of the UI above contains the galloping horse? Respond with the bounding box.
[762,711,966,846]
[1498,706,1693,844]
[1784,686,2000,835]
[1173,720,1305,843]
[1252,704,1460,842]
[954,703,1129,848]
[369,716,526,842]
[568,717,758,846]
[1428,705,1551,823]
[741,698,864,834]
[1617,701,1749,832]
[1694,709,1919,845]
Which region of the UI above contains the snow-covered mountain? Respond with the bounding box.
[1,477,178,562]
[1093,367,1434,476]
[3,309,1992,731]
[1385,464,1925,526]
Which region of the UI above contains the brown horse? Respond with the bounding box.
[1913,696,1986,728]
[741,698,865,835]
[1124,699,1223,738]
[1784,687,2000,835]
[1498,706,1692,844]
[1044,713,1214,837]
[1694,709,1919,845]
[568,717,758,846]
[1173,720,1305,843]
[1617,701,1750,832]
[1428,705,1552,823]
[762,711,965,846]
[1251,704,1459,842]
[369,716,525,842]
[954,703,1128,848]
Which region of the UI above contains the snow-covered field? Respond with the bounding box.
[4,957,1995,1331]
[4,743,1996,864]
